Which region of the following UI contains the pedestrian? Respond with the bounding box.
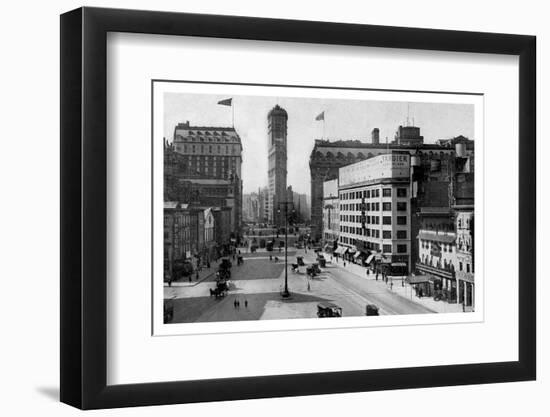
[343,262,346,267]
[390,281,394,290]
[195,270,199,281]
[207,260,210,269]
[189,275,192,283]
[233,299,237,308]
[269,255,272,261]
[236,300,240,308]
[245,299,248,308]
[307,281,311,291]
[376,272,379,281]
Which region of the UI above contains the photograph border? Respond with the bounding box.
[60,6,536,409]
[152,79,484,337]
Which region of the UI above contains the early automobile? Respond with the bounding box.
[366,304,380,316]
[316,254,326,267]
[317,302,342,318]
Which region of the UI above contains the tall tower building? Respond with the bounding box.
[267,105,288,227]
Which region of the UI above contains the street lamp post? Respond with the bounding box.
[278,201,294,298]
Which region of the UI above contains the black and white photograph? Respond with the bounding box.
[159,83,478,327]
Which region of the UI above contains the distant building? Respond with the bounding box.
[242,192,260,223]
[293,192,310,223]
[267,105,288,227]
[258,186,270,224]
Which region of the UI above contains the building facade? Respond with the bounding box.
[455,209,474,308]
[309,129,474,241]
[267,105,288,227]
[322,179,340,251]
[337,152,412,274]
[169,122,243,236]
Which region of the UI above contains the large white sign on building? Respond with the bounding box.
[339,153,410,187]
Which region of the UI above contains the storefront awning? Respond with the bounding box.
[347,248,356,254]
[365,254,375,264]
[353,251,362,258]
[335,246,347,255]
[406,275,431,284]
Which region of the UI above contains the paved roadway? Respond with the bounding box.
[164,246,433,324]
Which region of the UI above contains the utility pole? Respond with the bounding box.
[278,201,294,298]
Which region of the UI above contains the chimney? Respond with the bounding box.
[371,128,380,145]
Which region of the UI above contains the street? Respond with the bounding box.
[164,245,435,324]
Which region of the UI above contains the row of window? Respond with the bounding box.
[340,201,408,212]
[420,240,454,252]
[340,187,407,200]
[340,226,408,239]
[177,144,240,155]
[340,215,408,225]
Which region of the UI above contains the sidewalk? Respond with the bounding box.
[164,260,220,288]
[321,251,464,314]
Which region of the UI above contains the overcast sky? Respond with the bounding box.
[164,93,474,195]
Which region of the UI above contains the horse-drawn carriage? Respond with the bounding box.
[210,258,232,299]
[306,263,321,278]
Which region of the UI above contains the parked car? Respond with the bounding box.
[317,302,342,318]
[366,304,379,316]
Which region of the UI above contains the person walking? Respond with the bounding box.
[245,299,248,308]
[195,270,199,281]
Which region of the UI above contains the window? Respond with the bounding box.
[397,244,407,253]
[466,264,470,273]
[396,230,407,239]
[383,188,391,197]
[383,244,392,253]
[397,202,407,211]
[366,190,371,198]
[397,216,407,225]
[397,188,407,197]
[459,262,463,271]
[383,230,392,239]
[383,216,392,225]
[366,203,370,211]
[382,202,391,211]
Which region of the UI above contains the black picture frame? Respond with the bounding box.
[60,6,536,410]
